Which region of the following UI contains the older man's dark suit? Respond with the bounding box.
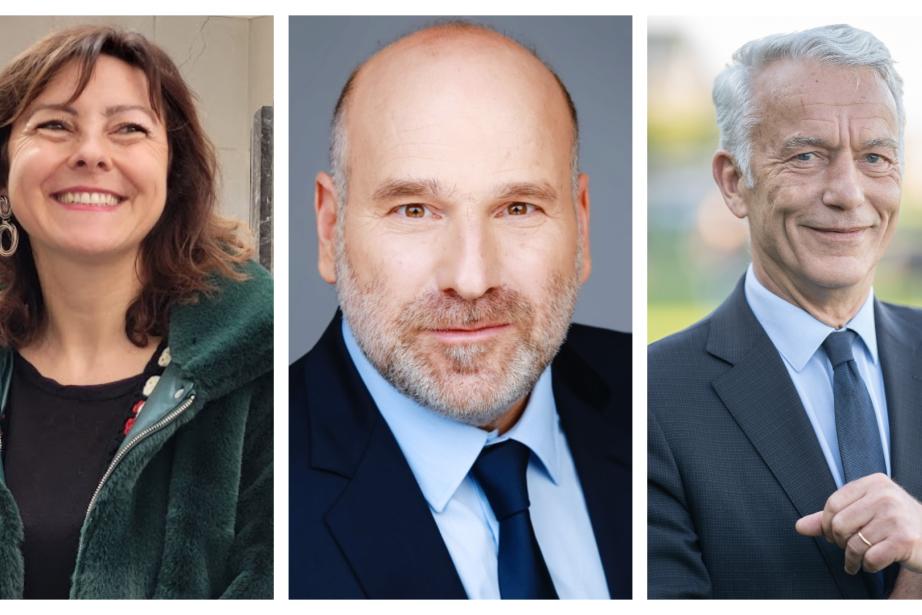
[290,313,632,599]
[648,279,922,598]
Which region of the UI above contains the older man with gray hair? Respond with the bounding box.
[649,23,922,598]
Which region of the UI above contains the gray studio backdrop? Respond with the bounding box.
[289,16,632,362]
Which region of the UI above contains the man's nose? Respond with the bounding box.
[67,132,112,172]
[437,217,499,300]
[822,154,866,210]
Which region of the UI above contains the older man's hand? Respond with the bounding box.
[795,474,922,576]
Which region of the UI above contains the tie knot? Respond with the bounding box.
[823,329,857,367]
[471,439,532,520]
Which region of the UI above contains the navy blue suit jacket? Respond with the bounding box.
[290,313,632,598]
[648,280,922,598]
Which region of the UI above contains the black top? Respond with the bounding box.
[0,346,164,599]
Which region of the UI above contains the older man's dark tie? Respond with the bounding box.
[471,439,558,599]
[823,329,888,598]
[822,330,887,483]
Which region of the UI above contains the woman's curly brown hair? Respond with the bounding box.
[0,25,253,347]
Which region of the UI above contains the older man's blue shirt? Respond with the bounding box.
[341,318,610,599]
[744,264,891,488]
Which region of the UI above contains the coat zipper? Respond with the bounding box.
[84,394,196,523]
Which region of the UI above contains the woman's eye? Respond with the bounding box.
[116,123,150,136]
[36,120,68,131]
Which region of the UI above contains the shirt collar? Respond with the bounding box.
[341,318,561,513]
[744,264,879,371]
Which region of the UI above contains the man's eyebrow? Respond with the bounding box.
[371,178,448,201]
[781,136,832,152]
[781,135,899,152]
[371,179,561,203]
[495,181,559,202]
[861,137,899,151]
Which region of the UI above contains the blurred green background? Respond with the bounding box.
[648,17,922,342]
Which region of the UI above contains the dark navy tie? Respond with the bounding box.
[822,330,887,483]
[823,330,888,597]
[471,440,558,599]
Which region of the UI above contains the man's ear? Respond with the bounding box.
[315,171,340,284]
[575,172,592,284]
[712,151,750,219]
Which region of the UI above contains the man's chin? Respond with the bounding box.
[798,259,874,292]
[406,380,526,429]
[385,351,544,427]
[431,343,501,375]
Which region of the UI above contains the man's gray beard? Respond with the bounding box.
[335,233,581,428]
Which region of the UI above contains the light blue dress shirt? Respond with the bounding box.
[341,319,610,599]
[744,264,891,488]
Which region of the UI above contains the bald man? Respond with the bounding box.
[289,21,631,599]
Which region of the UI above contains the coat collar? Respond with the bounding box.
[875,301,922,501]
[168,260,273,402]
[743,264,880,371]
[117,260,273,443]
[0,260,272,409]
[0,261,272,477]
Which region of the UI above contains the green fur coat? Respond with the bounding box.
[0,261,273,599]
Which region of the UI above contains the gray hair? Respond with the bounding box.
[329,20,581,206]
[713,23,904,186]
[330,108,349,204]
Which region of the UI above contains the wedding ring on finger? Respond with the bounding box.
[857,531,873,548]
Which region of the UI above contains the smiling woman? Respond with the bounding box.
[0,26,272,599]
[8,55,169,262]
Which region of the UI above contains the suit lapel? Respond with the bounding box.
[553,336,632,599]
[875,302,922,595]
[324,418,467,598]
[309,314,466,599]
[876,302,922,501]
[707,281,868,598]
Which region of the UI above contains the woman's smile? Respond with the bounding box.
[51,187,126,210]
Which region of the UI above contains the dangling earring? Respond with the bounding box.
[0,195,19,257]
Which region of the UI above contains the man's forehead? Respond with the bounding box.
[341,25,576,145]
[749,60,899,143]
[351,31,556,108]
[357,26,535,87]
[753,60,897,117]
[339,27,576,185]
